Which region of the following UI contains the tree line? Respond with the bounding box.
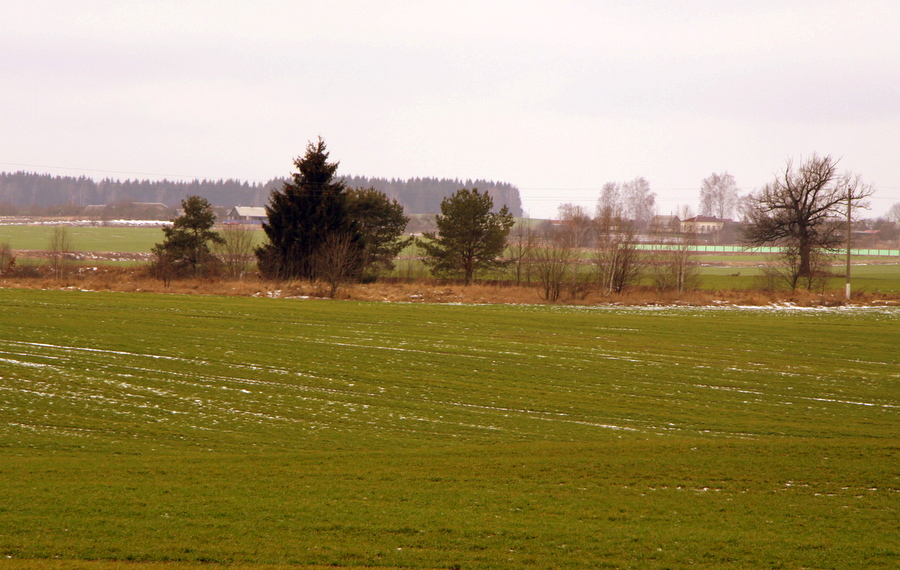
[0,171,523,217]
[0,172,274,211]
[152,139,515,295]
[339,175,522,218]
[150,142,887,299]
[517,154,878,298]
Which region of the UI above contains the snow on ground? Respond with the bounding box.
[0,218,169,226]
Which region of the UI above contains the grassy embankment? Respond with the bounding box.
[0,289,897,569]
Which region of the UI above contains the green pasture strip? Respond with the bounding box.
[0,291,898,568]
[836,264,900,294]
[0,226,268,254]
[391,258,900,294]
[696,264,900,293]
[0,226,163,253]
[692,270,760,291]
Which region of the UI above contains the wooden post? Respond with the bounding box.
[845,193,852,301]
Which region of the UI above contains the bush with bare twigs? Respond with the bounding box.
[214,223,257,279]
[0,241,15,275]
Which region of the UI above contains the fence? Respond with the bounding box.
[635,244,900,256]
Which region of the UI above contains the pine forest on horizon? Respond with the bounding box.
[0,171,524,217]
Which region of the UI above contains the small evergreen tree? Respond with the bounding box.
[151,195,223,279]
[419,188,514,285]
[256,138,361,280]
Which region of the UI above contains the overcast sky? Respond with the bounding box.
[2,0,898,218]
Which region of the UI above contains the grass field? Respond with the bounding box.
[0,289,897,569]
[699,264,900,294]
[0,226,165,253]
[0,225,267,254]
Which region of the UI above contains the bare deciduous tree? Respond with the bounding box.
[215,223,256,279]
[554,204,594,299]
[598,178,655,226]
[556,203,593,248]
[597,182,625,221]
[505,218,539,286]
[532,225,576,302]
[887,202,900,250]
[887,202,900,223]
[152,251,175,288]
[594,213,642,295]
[649,207,700,294]
[48,227,74,280]
[699,172,739,220]
[0,241,14,275]
[759,245,831,293]
[735,194,755,223]
[623,177,656,225]
[314,232,362,298]
[744,154,873,279]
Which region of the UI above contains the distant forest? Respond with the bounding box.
[340,175,522,217]
[0,172,523,217]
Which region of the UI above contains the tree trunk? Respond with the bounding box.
[798,241,812,278]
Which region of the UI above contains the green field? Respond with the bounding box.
[0,226,165,253]
[699,264,900,293]
[0,225,267,254]
[0,290,897,568]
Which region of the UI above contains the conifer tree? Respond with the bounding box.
[256,138,361,280]
[151,195,223,278]
[419,188,514,285]
[346,187,410,280]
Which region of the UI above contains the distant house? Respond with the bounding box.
[651,215,681,233]
[227,206,267,224]
[133,202,170,211]
[82,205,106,216]
[681,215,729,234]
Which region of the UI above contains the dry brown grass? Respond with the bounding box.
[1,264,897,307]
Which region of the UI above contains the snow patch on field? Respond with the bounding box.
[1,303,896,444]
[0,357,51,368]
[541,304,900,317]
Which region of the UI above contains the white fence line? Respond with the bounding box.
[635,244,900,256]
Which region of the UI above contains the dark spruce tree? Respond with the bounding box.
[256,138,362,280]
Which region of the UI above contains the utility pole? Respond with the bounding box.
[845,191,852,301]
